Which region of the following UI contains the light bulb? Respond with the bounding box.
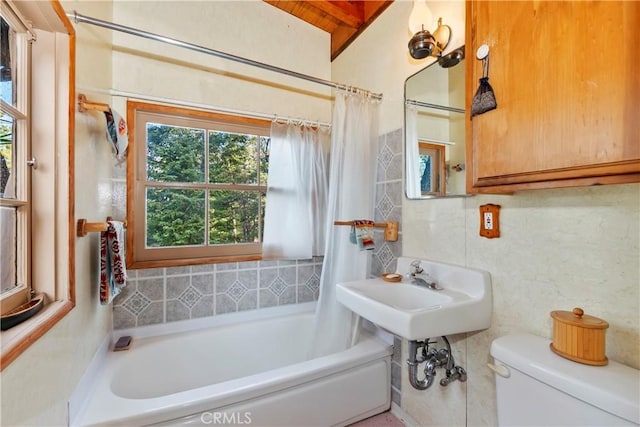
[408,0,433,35]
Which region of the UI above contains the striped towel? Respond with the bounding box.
[100,220,127,305]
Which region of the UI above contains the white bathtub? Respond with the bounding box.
[73,306,392,426]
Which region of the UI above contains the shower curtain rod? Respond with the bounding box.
[78,86,333,128]
[67,11,383,101]
[406,99,465,114]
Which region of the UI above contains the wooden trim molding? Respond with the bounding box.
[1,0,76,371]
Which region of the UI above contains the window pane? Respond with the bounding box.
[0,206,17,293]
[0,112,15,198]
[146,123,205,182]
[209,190,263,244]
[146,188,205,247]
[419,154,432,192]
[1,17,17,106]
[209,132,268,185]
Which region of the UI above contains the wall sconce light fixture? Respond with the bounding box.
[408,0,451,60]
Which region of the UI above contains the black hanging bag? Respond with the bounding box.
[471,56,497,117]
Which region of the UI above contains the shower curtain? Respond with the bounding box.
[263,121,330,259]
[405,106,421,198]
[311,90,379,357]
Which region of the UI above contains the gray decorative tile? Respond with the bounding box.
[391,360,401,389]
[377,193,394,219]
[259,289,278,308]
[278,266,297,285]
[259,268,277,288]
[137,278,165,301]
[137,301,164,326]
[166,276,189,299]
[387,128,403,155]
[376,244,395,271]
[298,284,318,303]
[391,387,401,406]
[191,295,214,318]
[237,290,257,311]
[191,274,213,295]
[191,264,215,273]
[215,271,237,293]
[113,306,136,329]
[122,291,151,315]
[386,181,403,207]
[269,278,288,296]
[305,273,320,292]
[216,262,238,271]
[215,294,237,315]
[178,286,202,308]
[393,336,402,363]
[378,144,394,170]
[226,281,248,303]
[280,286,297,305]
[167,299,190,322]
[137,268,165,278]
[166,266,191,276]
[386,154,403,181]
[258,260,278,268]
[238,270,258,289]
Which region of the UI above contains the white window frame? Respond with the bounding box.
[0,0,74,370]
[0,0,31,317]
[127,102,270,269]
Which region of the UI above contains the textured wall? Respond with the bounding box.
[1,1,114,426]
[333,2,640,426]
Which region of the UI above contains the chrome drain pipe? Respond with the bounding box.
[407,336,468,390]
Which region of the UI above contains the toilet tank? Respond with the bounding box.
[490,333,639,426]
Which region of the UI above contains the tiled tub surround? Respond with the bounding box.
[373,128,404,407]
[113,259,322,329]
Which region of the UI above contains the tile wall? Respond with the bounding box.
[112,259,322,329]
[372,128,404,406]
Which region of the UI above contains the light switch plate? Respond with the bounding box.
[480,204,500,238]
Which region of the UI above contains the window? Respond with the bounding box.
[1,0,74,370]
[128,102,271,268]
[419,141,446,196]
[1,5,33,317]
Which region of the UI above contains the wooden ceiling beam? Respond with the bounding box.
[263,0,394,61]
[308,1,364,28]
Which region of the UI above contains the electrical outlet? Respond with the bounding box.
[480,204,500,238]
[483,212,493,230]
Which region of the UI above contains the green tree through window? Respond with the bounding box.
[144,122,269,249]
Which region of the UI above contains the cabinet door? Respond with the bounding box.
[466,1,640,192]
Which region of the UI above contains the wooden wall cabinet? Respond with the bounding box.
[465,1,640,193]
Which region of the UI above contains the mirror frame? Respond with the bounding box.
[404,46,472,200]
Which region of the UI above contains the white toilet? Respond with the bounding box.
[490,333,640,426]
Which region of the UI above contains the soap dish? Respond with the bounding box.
[381,272,402,283]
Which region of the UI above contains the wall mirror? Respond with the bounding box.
[405,46,470,199]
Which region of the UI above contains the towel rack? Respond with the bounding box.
[78,94,110,113]
[77,217,127,237]
[333,220,399,242]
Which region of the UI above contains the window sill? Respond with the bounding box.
[0,299,74,371]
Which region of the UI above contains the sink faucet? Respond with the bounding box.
[408,260,443,290]
[409,260,424,275]
[412,276,443,290]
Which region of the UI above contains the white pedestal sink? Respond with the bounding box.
[336,257,492,340]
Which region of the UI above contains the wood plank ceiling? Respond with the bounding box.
[263,1,394,61]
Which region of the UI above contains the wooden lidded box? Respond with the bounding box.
[550,307,609,366]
